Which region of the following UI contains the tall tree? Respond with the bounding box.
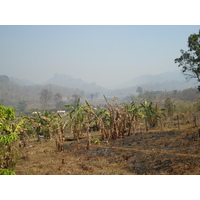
[90,93,94,102]
[175,30,200,89]
[54,93,63,108]
[17,101,27,112]
[40,89,52,110]
[136,86,143,94]
[164,98,174,117]
[71,94,81,107]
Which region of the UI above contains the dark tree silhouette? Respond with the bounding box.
[175,29,200,90]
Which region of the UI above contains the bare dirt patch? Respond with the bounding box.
[15,126,200,175]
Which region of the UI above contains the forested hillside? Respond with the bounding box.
[1,74,200,115]
[0,75,86,112]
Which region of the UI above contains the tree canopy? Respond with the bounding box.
[175,30,200,84]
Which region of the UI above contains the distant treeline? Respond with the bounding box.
[0,75,199,113]
[136,87,199,103]
[0,76,85,111]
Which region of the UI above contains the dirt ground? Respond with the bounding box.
[15,125,200,175]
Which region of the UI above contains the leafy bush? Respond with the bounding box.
[0,104,24,169]
[0,169,16,175]
[91,138,101,145]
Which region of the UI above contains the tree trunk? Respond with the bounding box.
[86,127,90,150]
[145,119,148,132]
[177,115,180,131]
[160,118,163,131]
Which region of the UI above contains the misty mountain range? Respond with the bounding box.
[44,74,108,93]
[121,71,197,91]
[8,71,198,95]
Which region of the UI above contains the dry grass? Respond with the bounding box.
[14,125,200,175]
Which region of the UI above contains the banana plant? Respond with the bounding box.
[0,105,15,121]
[95,106,110,137]
[0,169,16,175]
[0,104,25,169]
[103,95,123,139]
[123,101,142,135]
[52,114,65,151]
[31,111,58,140]
[0,118,25,145]
[65,98,88,141]
[85,101,110,140]
[29,111,66,150]
[140,100,165,131]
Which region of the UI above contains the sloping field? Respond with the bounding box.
[15,126,200,175]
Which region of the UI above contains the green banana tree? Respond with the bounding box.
[84,101,110,140]
[103,95,124,139]
[140,100,165,131]
[0,104,25,170]
[30,111,66,151]
[31,111,54,140]
[123,101,142,135]
[65,98,88,141]
[95,106,110,139]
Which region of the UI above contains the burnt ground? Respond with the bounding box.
[15,125,200,175]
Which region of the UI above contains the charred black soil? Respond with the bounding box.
[15,126,200,175]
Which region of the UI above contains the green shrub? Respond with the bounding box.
[0,169,16,175]
[91,138,101,145]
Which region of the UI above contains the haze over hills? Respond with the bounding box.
[1,70,199,110]
[42,70,198,92]
[44,74,108,93]
[115,70,198,91]
[104,70,199,98]
[9,77,35,86]
[3,70,198,98]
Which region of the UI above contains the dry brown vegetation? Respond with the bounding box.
[2,96,200,175]
[15,124,200,175]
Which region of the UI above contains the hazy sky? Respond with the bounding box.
[0,25,200,88]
